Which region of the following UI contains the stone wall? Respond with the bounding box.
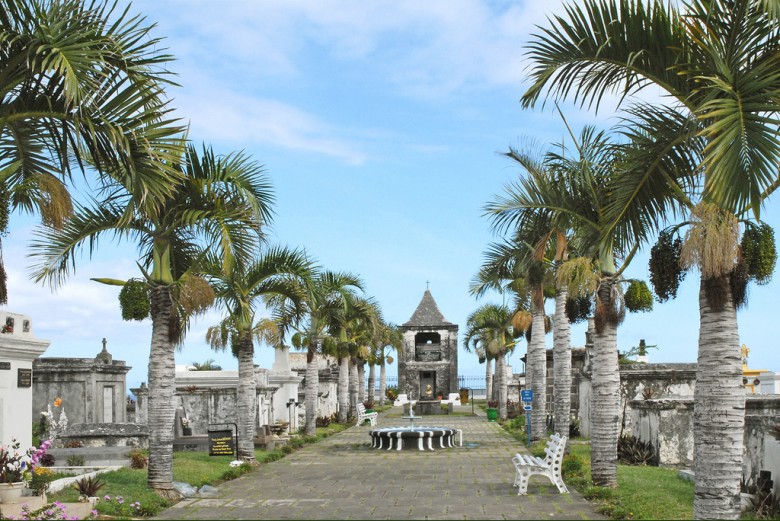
[630,396,780,497]
[132,368,279,436]
[578,362,697,437]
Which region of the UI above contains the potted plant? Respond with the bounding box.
[0,438,32,504]
[181,417,192,436]
[486,400,499,422]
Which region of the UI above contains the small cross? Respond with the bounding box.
[426,280,430,289]
[102,337,108,352]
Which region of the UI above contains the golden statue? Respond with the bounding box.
[424,384,433,399]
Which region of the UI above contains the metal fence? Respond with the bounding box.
[366,375,488,399]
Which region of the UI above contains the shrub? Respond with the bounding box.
[30,466,55,495]
[569,418,581,438]
[385,386,398,402]
[129,449,148,469]
[72,475,105,497]
[617,434,655,466]
[316,413,337,427]
[66,455,85,466]
[39,453,56,467]
[281,445,293,454]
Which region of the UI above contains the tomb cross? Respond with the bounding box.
[426,280,430,289]
[102,337,108,352]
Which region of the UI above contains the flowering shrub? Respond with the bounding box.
[2,501,80,520]
[30,466,55,495]
[98,495,151,517]
[0,438,33,483]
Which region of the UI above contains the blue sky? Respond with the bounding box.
[4,0,779,392]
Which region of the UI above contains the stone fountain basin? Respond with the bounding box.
[369,427,462,451]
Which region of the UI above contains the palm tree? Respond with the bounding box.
[190,359,222,371]
[521,1,780,515]
[203,246,312,463]
[501,144,581,442]
[29,143,272,497]
[289,271,364,435]
[377,323,402,406]
[471,238,548,434]
[489,127,659,487]
[0,0,185,304]
[463,303,518,420]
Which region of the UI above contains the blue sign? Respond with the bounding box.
[521,389,533,402]
[523,405,532,411]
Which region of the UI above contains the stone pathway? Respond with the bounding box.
[155,407,606,520]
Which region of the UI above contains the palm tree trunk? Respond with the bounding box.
[304,341,319,436]
[497,352,508,420]
[553,287,572,439]
[379,357,387,406]
[357,362,366,405]
[529,300,547,440]
[337,356,349,423]
[367,363,376,406]
[485,358,493,403]
[236,334,257,463]
[146,284,180,498]
[590,281,620,487]
[693,277,743,520]
[349,358,359,417]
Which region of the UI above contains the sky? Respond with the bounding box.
[3,0,780,393]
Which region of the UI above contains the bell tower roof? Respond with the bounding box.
[404,289,451,327]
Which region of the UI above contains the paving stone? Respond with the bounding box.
[153,410,606,520]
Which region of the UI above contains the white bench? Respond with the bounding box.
[512,433,569,495]
[356,403,378,426]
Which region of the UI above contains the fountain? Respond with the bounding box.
[369,394,462,451]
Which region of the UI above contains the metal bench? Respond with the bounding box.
[356,403,378,426]
[512,433,569,495]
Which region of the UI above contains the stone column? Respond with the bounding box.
[131,383,149,425]
[0,312,50,448]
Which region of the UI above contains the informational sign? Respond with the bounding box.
[208,429,235,456]
[17,368,32,388]
[520,389,533,402]
[0,362,10,370]
[523,405,532,411]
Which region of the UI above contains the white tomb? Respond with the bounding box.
[0,312,50,448]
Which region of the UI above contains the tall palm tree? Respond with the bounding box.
[463,303,519,420]
[0,0,185,304]
[471,238,548,434]
[377,322,402,406]
[289,271,364,435]
[29,143,272,497]
[520,1,780,515]
[489,127,659,487]
[203,247,312,463]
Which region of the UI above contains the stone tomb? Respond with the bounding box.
[32,338,130,425]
